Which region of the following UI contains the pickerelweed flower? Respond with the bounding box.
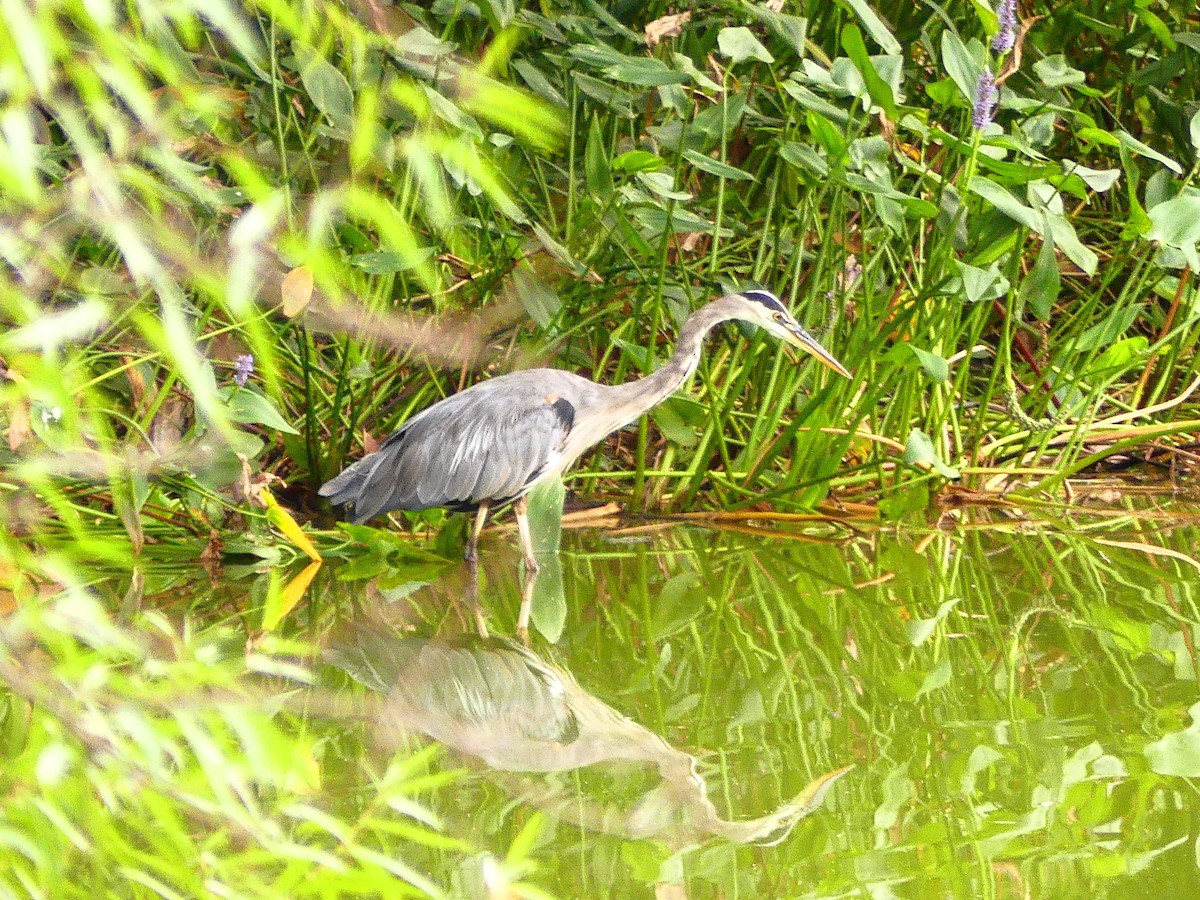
[993,0,1017,53]
[233,354,254,387]
[972,67,998,130]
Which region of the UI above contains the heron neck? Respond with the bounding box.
[605,301,737,429]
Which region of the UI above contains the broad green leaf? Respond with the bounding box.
[584,115,613,198]
[604,56,688,87]
[717,27,774,65]
[782,79,852,126]
[841,0,901,55]
[1146,702,1200,776]
[807,110,848,160]
[905,344,949,383]
[939,30,979,103]
[223,388,300,434]
[1146,196,1200,248]
[1116,130,1182,174]
[954,260,1010,303]
[915,658,953,699]
[970,177,1096,275]
[904,428,960,479]
[1033,55,1086,88]
[1019,233,1061,321]
[527,540,566,642]
[526,475,564,556]
[298,49,353,138]
[612,150,664,173]
[682,149,755,181]
[779,141,829,178]
[1090,336,1149,375]
[351,248,435,275]
[1076,304,1141,351]
[840,24,897,117]
[906,599,961,646]
[512,266,560,327]
[651,400,698,447]
[637,170,692,201]
[747,7,808,56]
[1062,162,1120,193]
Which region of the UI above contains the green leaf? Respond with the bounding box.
[905,345,949,383]
[682,149,755,181]
[954,260,1010,303]
[840,24,896,117]
[906,599,961,646]
[525,475,564,556]
[1033,55,1086,88]
[1191,108,1200,152]
[939,30,980,103]
[584,115,613,198]
[806,110,848,161]
[841,0,901,55]
[1019,233,1061,321]
[1146,702,1200,776]
[1147,196,1200,248]
[904,429,960,479]
[605,56,688,87]
[512,266,560,328]
[1062,162,1120,193]
[650,400,698,447]
[612,150,664,173]
[1090,336,1149,375]
[529,553,566,643]
[297,48,353,138]
[914,658,953,699]
[779,141,829,178]
[1116,130,1182,174]
[350,248,435,275]
[223,388,300,434]
[717,27,774,65]
[969,177,1097,274]
[747,7,808,56]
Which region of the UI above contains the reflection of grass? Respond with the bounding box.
[4,510,1200,894]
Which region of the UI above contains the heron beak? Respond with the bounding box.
[782,323,853,378]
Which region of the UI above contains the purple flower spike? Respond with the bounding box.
[993,0,1017,53]
[233,354,255,387]
[972,67,998,131]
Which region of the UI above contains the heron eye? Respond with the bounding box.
[773,312,785,322]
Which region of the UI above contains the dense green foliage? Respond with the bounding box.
[1,0,1200,894]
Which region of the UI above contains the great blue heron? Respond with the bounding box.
[320,289,850,567]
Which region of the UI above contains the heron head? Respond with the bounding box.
[733,289,852,378]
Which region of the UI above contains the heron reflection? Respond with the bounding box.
[326,618,849,847]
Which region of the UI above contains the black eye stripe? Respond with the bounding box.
[740,289,789,315]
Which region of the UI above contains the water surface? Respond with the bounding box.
[256,501,1200,898]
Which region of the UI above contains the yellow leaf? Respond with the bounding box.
[262,560,321,631]
[281,265,314,317]
[260,487,322,561]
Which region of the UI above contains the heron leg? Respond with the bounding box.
[465,502,489,562]
[463,557,489,639]
[516,567,536,645]
[514,496,539,573]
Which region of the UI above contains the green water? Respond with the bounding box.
[271,506,1200,898]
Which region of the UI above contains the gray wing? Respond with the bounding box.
[319,371,576,522]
